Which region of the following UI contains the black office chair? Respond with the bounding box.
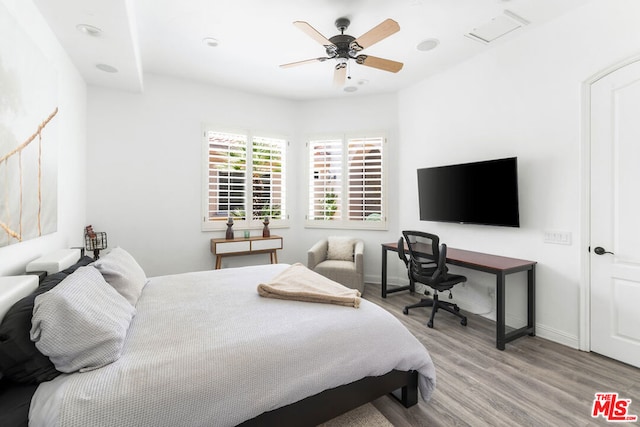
[398,231,468,328]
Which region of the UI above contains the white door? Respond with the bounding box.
[590,59,640,368]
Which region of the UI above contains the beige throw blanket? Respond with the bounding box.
[257,263,361,308]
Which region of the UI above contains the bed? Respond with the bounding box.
[0,249,436,427]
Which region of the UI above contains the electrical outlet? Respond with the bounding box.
[543,230,572,245]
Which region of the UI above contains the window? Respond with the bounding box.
[203,129,287,231]
[306,133,386,229]
[251,136,286,220]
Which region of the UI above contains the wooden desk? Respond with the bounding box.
[211,235,283,269]
[381,242,536,350]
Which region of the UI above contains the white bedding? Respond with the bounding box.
[30,264,436,427]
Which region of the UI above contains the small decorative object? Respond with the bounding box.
[244,230,250,238]
[84,225,107,259]
[225,217,234,240]
[262,216,270,238]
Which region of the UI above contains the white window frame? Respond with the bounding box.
[202,126,289,231]
[305,132,387,230]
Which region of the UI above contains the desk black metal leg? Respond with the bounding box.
[382,246,388,298]
[496,273,506,350]
[528,266,536,336]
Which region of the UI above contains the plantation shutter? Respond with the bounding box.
[308,138,343,221]
[306,133,386,229]
[252,136,286,221]
[206,131,247,221]
[347,136,384,222]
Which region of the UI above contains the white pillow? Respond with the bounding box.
[30,266,135,373]
[327,237,355,261]
[94,247,147,306]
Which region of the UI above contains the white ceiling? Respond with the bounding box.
[34,0,588,101]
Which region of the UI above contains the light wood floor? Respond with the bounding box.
[362,283,640,427]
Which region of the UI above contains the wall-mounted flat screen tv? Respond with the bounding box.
[417,157,520,227]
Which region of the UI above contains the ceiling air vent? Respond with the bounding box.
[465,10,530,44]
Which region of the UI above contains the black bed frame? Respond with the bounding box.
[239,369,418,426]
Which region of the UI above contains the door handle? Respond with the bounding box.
[593,246,614,255]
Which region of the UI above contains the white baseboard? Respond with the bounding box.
[533,323,580,349]
[504,314,580,349]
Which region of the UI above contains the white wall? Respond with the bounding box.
[87,74,299,276]
[290,93,402,284]
[87,75,400,280]
[0,0,87,275]
[397,0,640,347]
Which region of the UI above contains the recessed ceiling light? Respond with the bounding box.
[76,24,102,37]
[96,63,118,73]
[344,86,358,93]
[416,38,440,52]
[202,37,220,47]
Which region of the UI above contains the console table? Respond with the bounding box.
[381,242,536,350]
[211,235,283,269]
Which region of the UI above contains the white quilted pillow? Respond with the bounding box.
[30,266,135,373]
[94,247,148,306]
[327,237,355,261]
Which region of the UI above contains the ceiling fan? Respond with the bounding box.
[280,17,403,86]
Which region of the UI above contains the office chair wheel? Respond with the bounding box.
[461,318,467,326]
[427,320,434,328]
[402,307,409,315]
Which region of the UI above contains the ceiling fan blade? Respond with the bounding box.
[351,19,400,51]
[280,57,328,68]
[333,64,347,87]
[293,21,334,47]
[356,55,403,73]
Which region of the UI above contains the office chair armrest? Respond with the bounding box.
[430,243,449,280]
[354,240,364,274]
[307,239,328,270]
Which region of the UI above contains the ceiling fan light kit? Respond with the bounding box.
[281,17,403,87]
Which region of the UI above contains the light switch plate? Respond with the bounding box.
[544,230,572,245]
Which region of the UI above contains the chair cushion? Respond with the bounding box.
[327,237,355,261]
[315,260,357,273]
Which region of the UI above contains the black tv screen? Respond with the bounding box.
[417,157,520,227]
